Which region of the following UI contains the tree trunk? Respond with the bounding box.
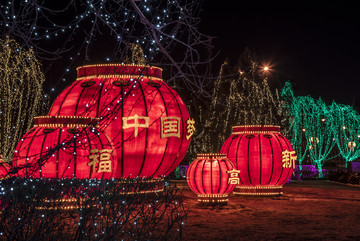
[316,162,323,178]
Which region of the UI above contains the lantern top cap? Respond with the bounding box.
[76,63,162,79]
[196,153,228,158]
[34,116,100,128]
[232,125,280,134]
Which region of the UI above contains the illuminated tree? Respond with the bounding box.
[0,0,212,99]
[190,51,285,155]
[0,36,47,163]
[282,82,336,177]
[281,82,309,170]
[331,102,360,167]
[303,98,336,177]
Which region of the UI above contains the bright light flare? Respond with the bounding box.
[259,62,275,76]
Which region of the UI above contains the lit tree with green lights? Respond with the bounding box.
[303,98,336,177]
[281,82,309,170]
[282,82,337,177]
[331,102,360,167]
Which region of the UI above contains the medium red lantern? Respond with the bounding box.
[186,153,239,203]
[48,64,193,179]
[220,125,296,195]
[13,116,117,179]
[0,155,11,179]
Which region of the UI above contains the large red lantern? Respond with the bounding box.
[13,116,117,179]
[220,125,296,195]
[47,64,193,179]
[186,153,239,203]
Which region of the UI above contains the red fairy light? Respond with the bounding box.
[47,64,192,178]
[186,153,238,203]
[220,125,296,195]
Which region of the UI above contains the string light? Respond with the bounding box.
[0,0,211,100]
[281,82,359,177]
[0,37,47,163]
[188,57,285,159]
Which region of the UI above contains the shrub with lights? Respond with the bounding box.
[220,125,296,195]
[0,177,186,240]
[186,153,239,203]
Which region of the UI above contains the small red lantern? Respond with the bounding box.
[13,116,117,179]
[0,155,11,179]
[48,64,193,179]
[220,125,296,195]
[186,153,238,203]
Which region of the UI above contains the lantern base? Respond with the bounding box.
[35,178,165,210]
[197,194,229,204]
[115,177,164,195]
[35,198,89,210]
[233,185,283,196]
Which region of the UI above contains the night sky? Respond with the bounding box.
[199,2,360,105]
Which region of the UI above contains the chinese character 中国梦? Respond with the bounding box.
[122,114,149,138]
[186,118,195,140]
[161,117,181,138]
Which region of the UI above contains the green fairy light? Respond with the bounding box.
[331,102,360,167]
[281,82,360,177]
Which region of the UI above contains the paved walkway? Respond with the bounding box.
[286,179,360,190]
[170,179,360,191]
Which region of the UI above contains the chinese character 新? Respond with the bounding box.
[227,169,240,185]
[88,149,112,173]
[281,150,297,168]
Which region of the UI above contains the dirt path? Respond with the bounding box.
[179,180,360,241]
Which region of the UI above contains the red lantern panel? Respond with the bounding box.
[186,153,238,203]
[13,117,117,179]
[0,156,11,179]
[220,125,296,195]
[48,64,192,179]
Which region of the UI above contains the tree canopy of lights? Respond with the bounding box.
[0,36,47,163]
[187,50,285,156]
[280,82,360,177]
[303,98,336,177]
[0,0,212,99]
[281,82,309,170]
[331,102,360,167]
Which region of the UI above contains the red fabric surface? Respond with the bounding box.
[220,126,294,188]
[186,154,236,195]
[0,160,10,179]
[47,64,191,178]
[13,125,117,179]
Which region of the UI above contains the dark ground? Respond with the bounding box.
[172,180,360,241]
